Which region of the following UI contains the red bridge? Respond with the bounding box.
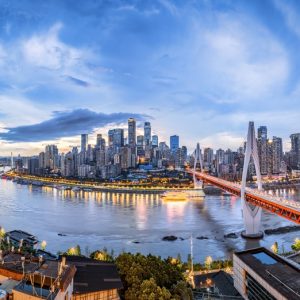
[188,169,300,224]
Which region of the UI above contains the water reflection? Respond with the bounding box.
[0,177,300,262]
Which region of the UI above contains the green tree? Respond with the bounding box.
[292,238,300,251]
[90,248,114,262]
[115,253,192,299]
[204,256,213,270]
[66,245,81,256]
[129,278,171,300]
[271,242,278,254]
[171,281,193,300]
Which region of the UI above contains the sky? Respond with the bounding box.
[0,0,300,155]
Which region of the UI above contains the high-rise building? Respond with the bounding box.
[290,133,300,169]
[181,146,187,161]
[159,142,170,160]
[38,152,45,169]
[128,118,136,152]
[170,135,179,153]
[152,135,158,147]
[108,129,124,152]
[266,139,273,175]
[216,149,225,175]
[63,152,75,177]
[144,122,151,147]
[137,135,145,157]
[257,126,268,175]
[96,134,106,150]
[28,157,39,175]
[45,145,59,169]
[272,136,282,174]
[81,134,88,152]
[204,148,214,165]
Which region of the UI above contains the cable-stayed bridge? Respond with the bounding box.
[189,121,300,238]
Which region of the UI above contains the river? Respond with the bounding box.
[0,170,300,262]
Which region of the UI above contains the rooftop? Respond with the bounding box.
[287,251,300,265]
[194,270,241,298]
[60,256,123,293]
[234,247,300,300]
[6,230,38,246]
[0,253,39,275]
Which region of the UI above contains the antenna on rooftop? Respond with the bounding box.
[21,256,25,277]
[190,234,195,289]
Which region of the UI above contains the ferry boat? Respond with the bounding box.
[56,185,68,191]
[72,186,81,192]
[161,191,188,201]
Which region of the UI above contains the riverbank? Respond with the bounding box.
[2,172,201,194]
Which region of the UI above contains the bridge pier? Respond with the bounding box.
[193,143,204,190]
[241,202,263,239]
[241,122,264,239]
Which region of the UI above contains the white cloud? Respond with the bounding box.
[0,95,49,126]
[159,0,179,16]
[201,132,244,150]
[21,22,83,70]
[199,15,289,102]
[273,0,300,37]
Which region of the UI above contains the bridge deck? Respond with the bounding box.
[189,170,300,224]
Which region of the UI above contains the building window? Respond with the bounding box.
[245,273,276,300]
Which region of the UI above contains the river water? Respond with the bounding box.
[0,170,300,262]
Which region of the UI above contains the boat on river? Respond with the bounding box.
[72,186,81,192]
[161,191,188,201]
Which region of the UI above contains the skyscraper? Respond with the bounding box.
[108,129,124,152]
[128,118,136,151]
[204,148,214,165]
[152,135,158,147]
[81,134,88,152]
[170,135,179,153]
[272,136,282,174]
[144,122,151,146]
[136,135,145,157]
[45,145,59,169]
[290,133,300,169]
[96,134,106,150]
[257,126,268,175]
[267,139,273,175]
[28,157,39,175]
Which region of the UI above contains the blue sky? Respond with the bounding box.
[0,0,300,155]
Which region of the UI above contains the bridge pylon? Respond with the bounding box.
[193,143,204,189]
[241,121,263,239]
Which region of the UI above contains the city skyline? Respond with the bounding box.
[1,0,300,154]
[0,117,298,157]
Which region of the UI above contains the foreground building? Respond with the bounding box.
[233,247,300,300]
[63,256,122,300]
[0,252,122,300]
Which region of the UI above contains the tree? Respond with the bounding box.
[132,278,171,300]
[171,281,193,300]
[90,248,114,262]
[41,240,47,251]
[115,253,192,299]
[66,245,81,256]
[292,238,300,251]
[0,227,5,239]
[204,256,213,270]
[271,242,278,254]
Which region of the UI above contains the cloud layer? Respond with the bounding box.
[0,0,300,154]
[0,109,148,142]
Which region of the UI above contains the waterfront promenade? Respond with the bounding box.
[2,171,196,194]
